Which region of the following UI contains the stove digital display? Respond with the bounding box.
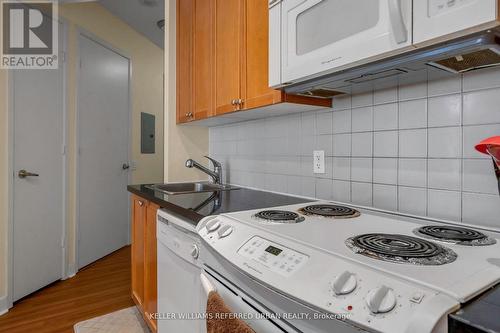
[265,245,283,256]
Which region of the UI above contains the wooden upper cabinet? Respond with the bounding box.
[214,0,244,115]
[176,0,331,124]
[244,0,282,109]
[193,0,215,119]
[176,0,194,123]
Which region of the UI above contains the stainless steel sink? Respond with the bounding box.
[146,182,239,195]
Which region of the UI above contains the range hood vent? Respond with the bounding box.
[297,88,346,99]
[286,30,500,97]
[428,48,500,73]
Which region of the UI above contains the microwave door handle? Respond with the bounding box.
[388,0,408,44]
[269,0,281,8]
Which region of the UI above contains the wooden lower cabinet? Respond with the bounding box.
[131,195,158,332]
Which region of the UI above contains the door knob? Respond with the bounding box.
[122,163,130,170]
[18,169,39,178]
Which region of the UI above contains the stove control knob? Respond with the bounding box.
[206,219,221,233]
[332,271,357,295]
[217,225,233,238]
[190,244,200,259]
[366,286,396,314]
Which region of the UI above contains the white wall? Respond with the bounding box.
[0,2,165,311]
[164,0,209,182]
[210,68,500,230]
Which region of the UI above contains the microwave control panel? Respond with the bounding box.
[429,0,475,17]
[237,236,309,277]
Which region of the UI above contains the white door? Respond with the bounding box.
[281,0,412,83]
[12,32,65,301]
[413,0,497,44]
[77,35,130,269]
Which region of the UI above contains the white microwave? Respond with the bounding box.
[270,0,500,88]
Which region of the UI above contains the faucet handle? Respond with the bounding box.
[204,156,221,168]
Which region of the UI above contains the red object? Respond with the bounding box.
[475,136,500,161]
[347,305,353,311]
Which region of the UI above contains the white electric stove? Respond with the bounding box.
[197,201,500,333]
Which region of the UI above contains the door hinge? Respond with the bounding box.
[62,51,67,63]
[62,144,66,155]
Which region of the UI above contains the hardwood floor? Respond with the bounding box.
[0,246,134,333]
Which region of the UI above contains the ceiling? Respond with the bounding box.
[99,0,165,49]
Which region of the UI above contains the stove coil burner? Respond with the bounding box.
[253,210,305,223]
[299,204,360,218]
[414,225,496,246]
[346,233,457,265]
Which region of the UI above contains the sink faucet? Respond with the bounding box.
[185,156,222,184]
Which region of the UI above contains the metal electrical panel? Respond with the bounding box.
[141,112,155,154]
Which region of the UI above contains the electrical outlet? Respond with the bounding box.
[313,150,325,174]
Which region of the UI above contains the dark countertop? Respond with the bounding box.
[127,184,311,225]
[449,283,500,333]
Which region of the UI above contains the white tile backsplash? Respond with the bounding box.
[332,157,351,180]
[210,69,500,228]
[373,158,398,185]
[462,192,500,228]
[373,184,398,211]
[352,182,373,206]
[428,94,462,128]
[463,88,500,125]
[428,159,461,191]
[352,107,373,132]
[399,129,427,158]
[332,109,351,134]
[399,99,427,129]
[428,127,462,158]
[374,103,398,131]
[332,180,351,202]
[351,158,372,183]
[427,189,462,221]
[399,159,427,188]
[398,186,427,216]
[351,132,373,157]
[374,131,398,157]
[463,159,499,195]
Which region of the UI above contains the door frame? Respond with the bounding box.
[6,20,69,309]
[75,28,133,270]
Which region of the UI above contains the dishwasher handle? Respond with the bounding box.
[201,273,216,296]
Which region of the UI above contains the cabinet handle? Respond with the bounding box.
[230,99,236,106]
[185,112,193,119]
[138,201,144,207]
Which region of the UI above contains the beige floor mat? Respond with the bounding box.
[74,306,150,333]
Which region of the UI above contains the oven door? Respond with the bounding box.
[413,0,498,45]
[281,0,412,84]
[200,268,300,333]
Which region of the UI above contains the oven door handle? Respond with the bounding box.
[388,0,408,44]
[201,273,216,296]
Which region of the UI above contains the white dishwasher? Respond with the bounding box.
[157,209,203,333]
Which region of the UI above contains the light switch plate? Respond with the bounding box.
[313,150,325,174]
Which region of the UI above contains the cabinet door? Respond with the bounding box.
[131,195,146,309]
[244,0,282,109]
[177,0,194,123]
[193,0,215,119]
[144,202,159,332]
[414,0,498,44]
[214,0,244,115]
